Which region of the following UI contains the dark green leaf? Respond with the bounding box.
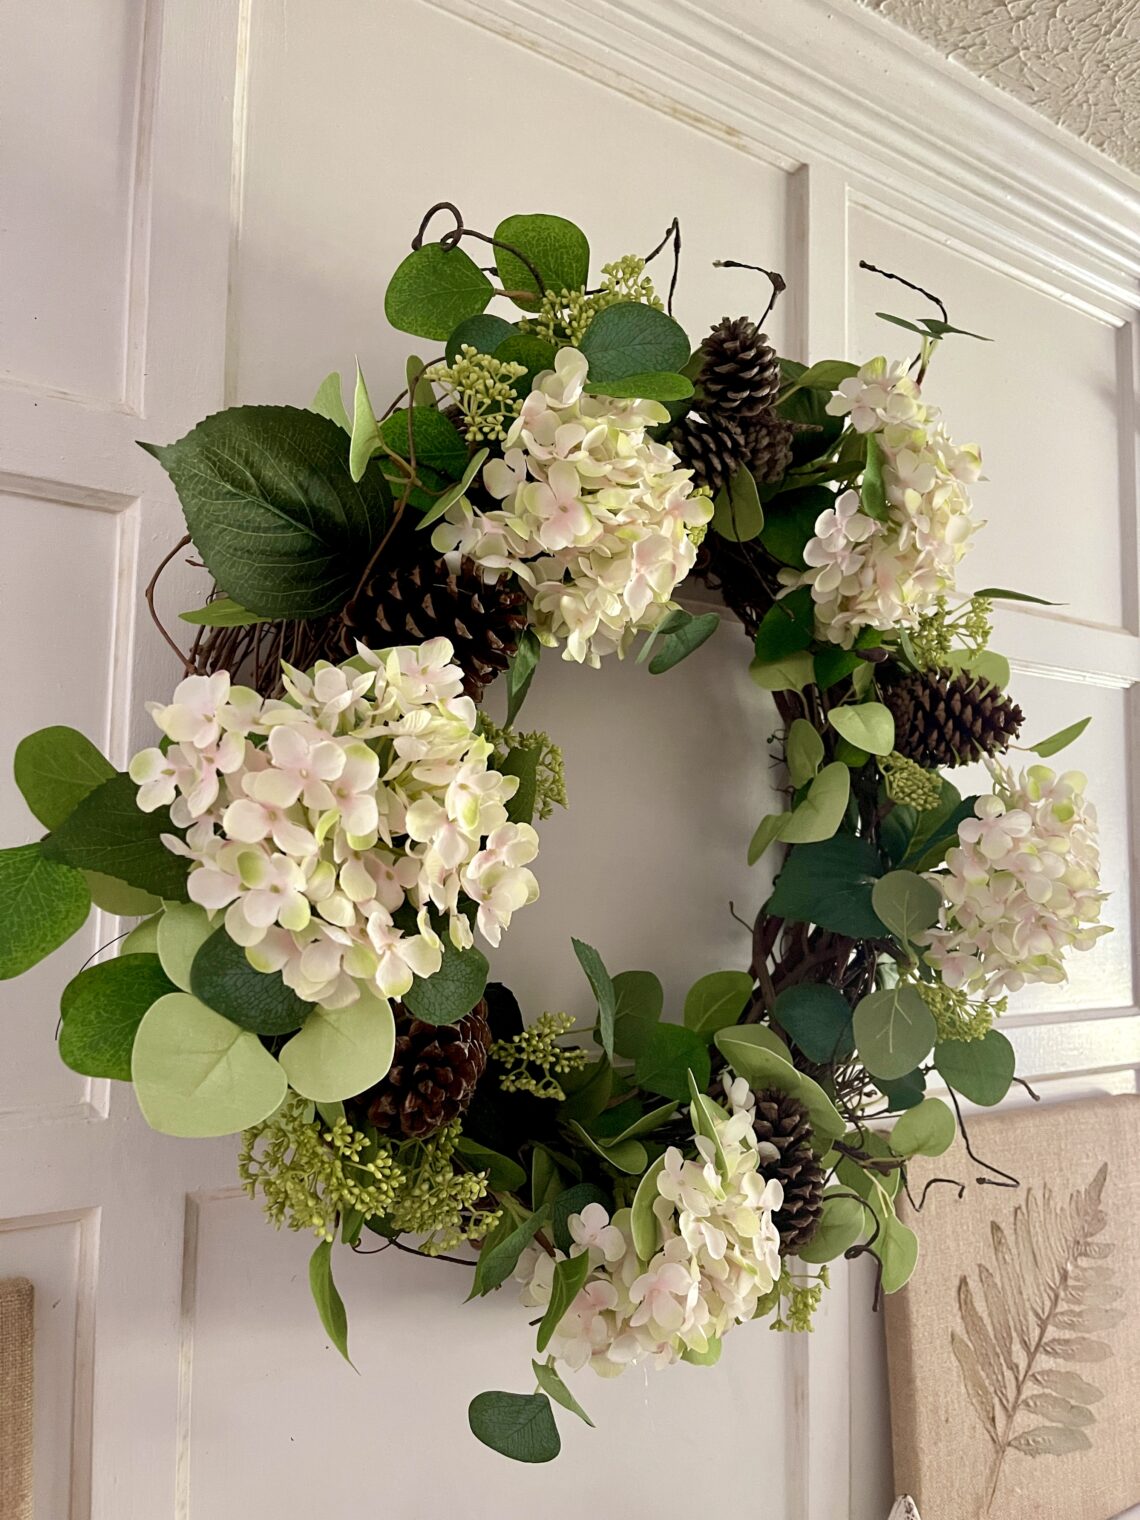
[711,467,764,542]
[585,371,693,401]
[42,773,190,901]
[612,969,664,1059]
[795,1192,867,1263]
[454,1136,527,1193]
[919,318,991,342]
[415,446,488,529]
[536,1252,591,1352]
[759,486,831,569]
[934,1030,1015,1106]
[500,743,539,826]
[578,302,690,384]
[384,243,493,340]
[634,1023,711,1102]
[971,586,1060,606]
[178,597,274,628]
[403,938,489,1025]
[903,789,978,872]
[142,407,392,619]
[572,937,616,1061]
[556,1059,613,1125]
[647,609,719,674]
[567,1121,647,1175]
[190,926,308,1034]
[860,433,889,522]
[773,983,853,1063]
[814,647,861,691]
[551,1183,609,1253]
[505,629,542,726]
[379,407,468,478]
[853,985,937,1079]
[871,870,944,947]
[308,1239,353,1366]
[14,726,115,831]
[767,836,886,938]
[876,1068,927,1110]
[493,214,590,310]
[495,333,557,393]
[470,1206,549,1297]
[881,805,918,866]
[795,359,860,390]
[753,586,814,662]
[875,311,927,335]
[445,313,517,363]
[59,953,175,1079]
[468,1391,561,1463]
[532,1360,594,1427]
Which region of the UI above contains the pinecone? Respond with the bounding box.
[881,666,1024,769]
[333,546,528,702]
[750,1089,825,1254]
[669,411,750,494]
[745,409,795,484]
[698,316,780,423]
[365,1001,492,1141]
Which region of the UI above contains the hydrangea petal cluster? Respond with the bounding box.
[920,761,1109,997]
[515,1081,782,1376]
[781,356,982,647]
[431,347,712,667]
[128,640,539,1006]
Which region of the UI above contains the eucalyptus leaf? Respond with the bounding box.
[384,242,493,340]
[13,726,115,830]
[579,302,690,383]
[647,609,719,674]
[572,938,616,1061]
[131,992,287,1137]
[445,313,516,363]
[794,1191,866,1263]
[178,598,273,628]
[934,1030,1015,1106]
[631,1154,667,1262]
[871,870,944,948]
[532,1360,594,1427]
[468,1391,560,1464]
[827,702,895,756]
[141,407,392,620]
[889,1096,955,1157]
[278,991,397,1102]
[59,953,175,1080]
[861,433,889,521]
[0,843,90,979]
[1031,716,1091,758]
[493,214,590,310]
[712,1033,844,1149]
[157,903,214,992]
[853,985,937,1080]
[752,586,814,662]
[192,926,308,1035]
[767,835,886,938]
[505,628,542,726]
[612,969,664,1059]
[120,915,161,956]
[403,938,488,1025]
[714,1023,793,1073]
[683,970,754,1037]
[536,1252,590,1353]
[786,718,825,787]
[781,762,850,844]
[633,1023,711,1102]
[711,467,764,542]
[750,651,816,693]
[568,1121,648,1175]
[773,983,853,1063]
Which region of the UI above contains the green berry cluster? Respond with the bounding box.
[917,980,1005,1043]
[909,594,994,671]
[766,1264,829,1333]
[520,254,663,347]
[425,345,527,442]
[880,751,944,811]
[383,1122,501,1255]
[491,1011,589,1100]
[478,718,568,821]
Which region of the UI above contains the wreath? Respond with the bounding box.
[0,205,1108,1463]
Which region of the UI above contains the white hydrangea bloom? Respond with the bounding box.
[782,357,982,648]
[515,1086,783,1378]
[128,641,539,1006]
[431,347,712,667]
[920,761,1110,997]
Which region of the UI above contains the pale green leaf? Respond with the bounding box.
[532,1360,594,1427]
[278,991,397,1102]
[309,1239,354,1366]
[1030,716,1091,759]
[311,371,350,432]
[827,702,895,756]
[711,467,763,542]
[871,870,944,947]
[683,969,754,1036]
[82,871,161,918]
[156,903,214,992]
[630,1154,667,1261]
[350,362,382,483]
[748,812,787,865]
[889,1096,955,1157]
[781,762,850,844]
[178,597,274,628]
[786,718,824,787]
[750,651,815,692]
[13,726,115,830]
[853,985,937,1079]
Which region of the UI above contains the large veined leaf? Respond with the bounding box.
[633,1022,711,1102]
[13,726,115,830]
[951,1165,1115,1499]
[578,302,690,384]
[191,926,308,1035]
[59,953,175,1080]
[131,992,287,1137]
[493,213,590,309]
[794,1191,866,1263]
[827,701,895,756]
[934,1030,1015,1105]
[379,407,468,478]
[141,406,392,619]
[468,1391,561,1463]
[767,836,886,938]
[402,938,489,1026]
[0,844,90,979]
[278,991,397,1102]
[384,242,493,340]
[43,772,190,901]
[871,870,944,949]
[683,970,753,1037]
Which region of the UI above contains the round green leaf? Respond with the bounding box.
[403,938,489,1026]
[786,719,825,787]
[13,726,114,830]
[157,903,215,992]
[752,587,814,662]
[879,1213,919,1293]
[781,762,851,844]
[714,1023,792,1074]
[711,467,764,543]
[384,242,493,340]
[871,870,944,947]
[120,914,161,955]
[748,812,787,865]
[131,993,287,1137]
[454,1137,527,1193]
[278,990,396,1102]
[495,333,556,394]
[794,1192,866,1263]
[750,651,815,693]
[191,926,308,1035]
[445,313,517,363]
[83,871,162,918]
[612,969,664,1059]
[646,610,719,675]
[142,407,393,620]
[0,843,90,979]
[578,302,690,384]
[853,985,937,1080]
[493,214,590,310]
[827,702,896,756]
[683,970,754,1037]
[889,1096,956,1157]
[59,953,175,1080]
[934,1030,1015,1106]
[468,1391,561,1464]
[41,772,190,901]
[767,835,886,939]
[773,983,853,1063]
[713,1029,844,1149]
[633,1022,710,1102]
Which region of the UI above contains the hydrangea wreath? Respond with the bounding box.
[1,205,1108,1463]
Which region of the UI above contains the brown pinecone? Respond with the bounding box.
[698,316,780,423]
[332,546,528,702]
[669,411,750,494]
[881,666,1024,768]
[745,409,795,484]
[365,1001,492,1141]
[751,1088,825,1254]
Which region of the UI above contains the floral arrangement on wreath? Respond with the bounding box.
[0,202,1109,1463]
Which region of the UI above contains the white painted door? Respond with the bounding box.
[2,4,1137,1518]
